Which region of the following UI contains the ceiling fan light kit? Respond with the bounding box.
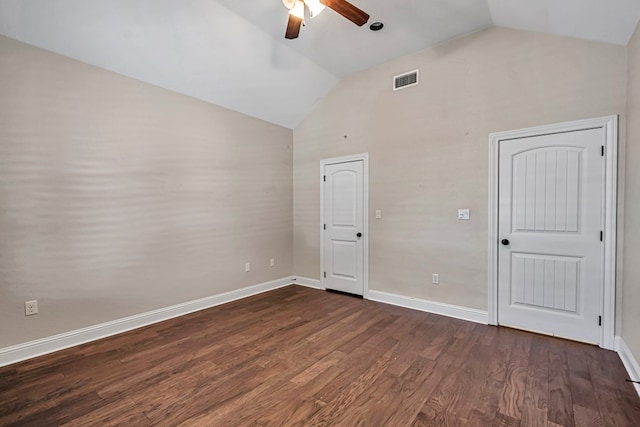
[289,1,305,19]
[305,0,326,18]
[283,0,370,39]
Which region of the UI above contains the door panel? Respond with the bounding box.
[331,171,357,226]
[512,148,582,233]
[510,253,580,312]
[498,129,603,344]
[323,161,364,295]
[331,240,357,278]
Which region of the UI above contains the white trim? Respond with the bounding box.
[616,336,640,398]
[488,134,500,326]
[488,116,618,350]
[0,277,294,368]
[320,153,369,297]
[292,276,324,290]
[601,117,618,350]
[367,289,489,324]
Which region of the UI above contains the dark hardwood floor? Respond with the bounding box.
[1,285,639,426]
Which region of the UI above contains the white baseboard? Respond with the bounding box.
[291,276,323,290]
[289,283,488,325]
[0,276,294,368]
[367,289,489,324]
[615,336,640,398]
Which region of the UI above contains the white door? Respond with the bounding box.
[498,128,604,344]
[322,160,364,295]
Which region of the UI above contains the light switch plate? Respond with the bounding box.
[375,209,382,219]
[458,209,470,220]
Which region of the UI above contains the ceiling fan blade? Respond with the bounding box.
[285,14,303,39]
[320,0,369,26]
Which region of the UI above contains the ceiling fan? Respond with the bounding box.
[282,0,370,39]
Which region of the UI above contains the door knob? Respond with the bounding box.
[501,239,510,246]
[357,232,362,238]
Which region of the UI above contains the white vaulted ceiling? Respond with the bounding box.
[1,0,639,128]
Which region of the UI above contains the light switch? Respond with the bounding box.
[458,209,470,220]
[375,209,382,219]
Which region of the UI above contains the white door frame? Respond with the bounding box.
[488,116,618,350]
[320,153,369,297]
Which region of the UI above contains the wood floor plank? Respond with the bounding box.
[520,335,549,426]
[252,366,343,426]
[305,337,399,426]
[547,345,575,426]
[566,344,600,414]
[289,350,347,386]
[414,335,484,425]
[418,315,458,360]
[359,356,435,424]
[0,286,639,426]
[495,331,531,425]
[585,346,640,426]
[454,340,505,423]
[572,404,603,427]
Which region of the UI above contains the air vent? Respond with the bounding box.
[393,69,419,91]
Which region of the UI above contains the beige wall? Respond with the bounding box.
[624,24,640,364]
[0,35,293,348]
[293,27,627,311]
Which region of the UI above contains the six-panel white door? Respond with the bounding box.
[323,160,364,295]
[498,128,604,344]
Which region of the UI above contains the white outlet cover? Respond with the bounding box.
[375,209,382,219]
[245,262,251,272]
[25,300,38,315]
[458,209,470,220]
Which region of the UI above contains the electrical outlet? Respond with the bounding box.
[432,274,439,285]
[25,300,38,316]
[270,258,275,267]
[245,262,251,272]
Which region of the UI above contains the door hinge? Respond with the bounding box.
[324,272,326,278]
[601,145,605,157]
[599,315,602,326]
[600,231,603,242]
[323,175,326,182]
[323,224,326,230]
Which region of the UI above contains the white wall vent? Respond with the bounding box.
[393,69,419,91]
